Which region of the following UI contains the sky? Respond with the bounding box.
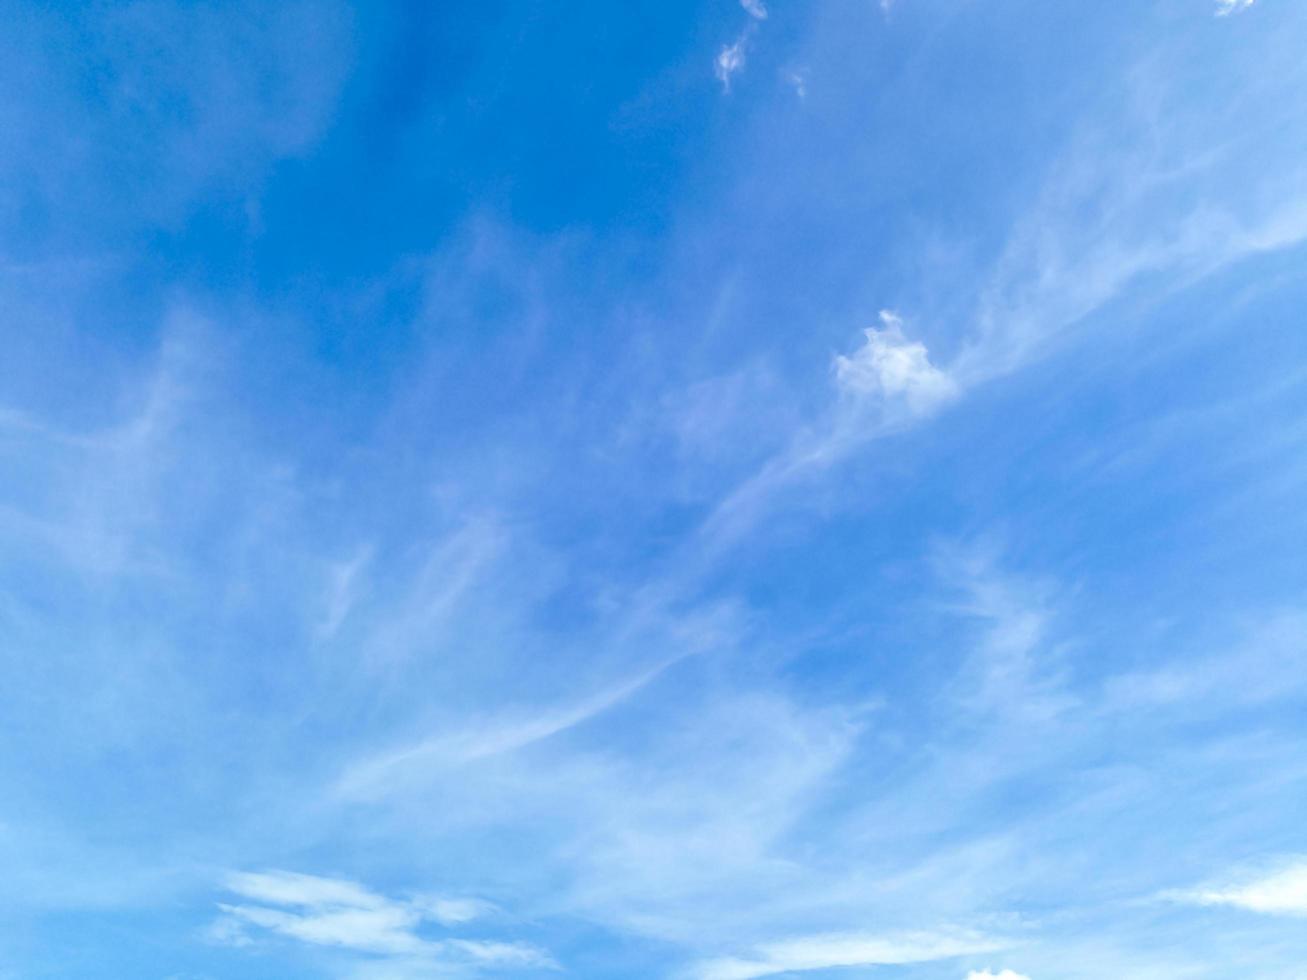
[1,0,1306,977]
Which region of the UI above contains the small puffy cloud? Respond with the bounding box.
[968,971,1032,980]
[716,39,747,90]
[695,930,1006,979]
[833,311,958,417]
[1180,859,1307,915]
[740,0,768,19]
[1215,0,1254,15]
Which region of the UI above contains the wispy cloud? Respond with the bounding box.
[1174,859,1307,916]
[6,1,1307,977]
[335,651,692,800]
[699,310,954,548]
[694,12,1307,560]
[784,68,808,100]
[362,518,507,666]
[422,897,499,927]
[952,114,1307,390]
[211,870,550,970]
[716,38,748,91]
[716,0,771,93]
[1215,0,1254,15]
[1102,612,1307,712]
[0,2,352,230]
[317,547,372,640]
[932,541,1071,721]
[224,870,392,912]
[693,930,1007,980]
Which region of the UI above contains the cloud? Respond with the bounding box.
[716,39,748,91]
[225,870,391,911]
[951,89,1307,390]
[717,0,769,92]
[399,689,868,950]
[833,310,958,418]
[1215,0,1254,15]
[0,2,353,230]
[696,311,956,549]
[421,897,497,926]
[447,939,546,965]
[217,901,425,956]
[335,650,693,800]
[968,972,1032,980]
[932,542,1073,721]
[701,13,1307,554]
[1178,859,1307,916]
[317,547,371,639]
[784,69,808,100]
[212,870,551,970]
[1102,612,1307,712]
[694,930,1007,980]
[7,4,1307,979]
[362,517,507,667]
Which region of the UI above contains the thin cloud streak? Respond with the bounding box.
[693,930,1008,980]
[335,651,694,801]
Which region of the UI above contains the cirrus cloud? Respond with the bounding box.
[693,929,1007,980]
[210,870,551,972]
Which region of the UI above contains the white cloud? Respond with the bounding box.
[740,0,768,19]
[1103,612,1307,712]
[833,311,958,418]
[218,901,425,956]
[1180,859,1307,916]
[212,870,551,970]
[933,542,1071,721]
[696,311,957,550]
[716,39,747,90]
[225,869,388,911]
[482,691,864,949]
[335,651,688,800]
[1215,0,1254,15]
[421,896,497,926]
[364,518,506,667]
[694,930,1006,980]
[317,547,371,639]
[449,939,553,966]
[951,90,1307,391]
[703,18,1307,553]
[968,971,1032,980]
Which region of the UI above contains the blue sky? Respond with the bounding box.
[2,0,1306,977]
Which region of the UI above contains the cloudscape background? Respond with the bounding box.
[2,1,1306,977]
